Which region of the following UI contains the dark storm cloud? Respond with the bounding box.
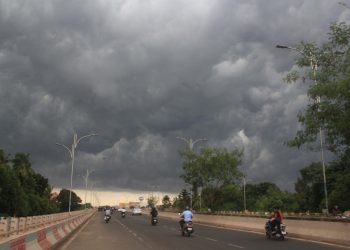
[0,0,348,192]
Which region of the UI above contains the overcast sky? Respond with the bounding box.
[1,0,349,193]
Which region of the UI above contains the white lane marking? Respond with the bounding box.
[228,243,245,249]
[116,217,151,246]
[286,236,350,249]
[197,234,245,249]
[195,221,350,249]
[204,237,218,242]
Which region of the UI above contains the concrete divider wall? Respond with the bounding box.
[0,210,95,250]
[159,211,350,246]
[0,210,91,240]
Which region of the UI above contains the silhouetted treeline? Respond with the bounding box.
[0,149,83,217]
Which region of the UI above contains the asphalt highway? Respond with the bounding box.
[58,212,349,250]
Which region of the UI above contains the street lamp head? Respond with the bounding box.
[276,45,289,49]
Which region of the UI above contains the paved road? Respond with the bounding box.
[58,212,348,250]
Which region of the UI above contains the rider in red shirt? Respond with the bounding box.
[270,207,283,232]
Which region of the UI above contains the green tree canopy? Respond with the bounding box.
[294,163,325,212]
[147,194,159,207]
[179,146,243,211]
[283,22,350,211]
[172,189,191,210]
[161,195,171,209]
[180,146,243,192]
[0,150,58,216]
[57,189,82,212]
[0,156,26,216]
[285,22,350,156]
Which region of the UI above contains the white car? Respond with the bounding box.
[132,208,142,215]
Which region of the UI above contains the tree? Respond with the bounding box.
[294,163,325,212]
[0,160,26,216]
[147,195,159,207]
[180,146,243,210]
[201,186,221,211]
[12,153,36,191]
[33,173,51,198]
[325,157,350,211]
[161,195,171,209]
[57,189,82,212]
[12,153,59,215]
[172,189,191,210]
[200,183,242,212]
[284,23,350,153]
[0,150,59,216]
[283,22,350,211]
[180,146,243,209]
[244,182,298,212]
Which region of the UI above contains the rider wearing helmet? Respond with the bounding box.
[179,206,193,230]
[105,206,112,216]
[150,205,158,218]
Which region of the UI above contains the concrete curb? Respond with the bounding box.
[0,211,95,250]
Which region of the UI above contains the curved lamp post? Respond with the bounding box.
[176,137,208,151]
[83,169,95,209]
[56,132,98,213]
[276,44,328,212]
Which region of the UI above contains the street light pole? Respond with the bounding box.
[177,137,208,210]
[89,182,95,207]
[56,132,98,213]
[242,176,247,212]
[199,190,202,212]
[190,188,192,210]
[184,184,193,210]
[276,45,329,212]
[176,137,208,151]
[83,169,95,209]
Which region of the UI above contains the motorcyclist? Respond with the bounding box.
[269,206,283,233]
[150,206,158,218]
[119,207,126,216]
[105,207,112,220]
[179,206,193,230]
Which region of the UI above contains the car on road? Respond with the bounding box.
[132,207,142,215]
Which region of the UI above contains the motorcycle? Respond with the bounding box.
[121,211,126,218]
[265,220,287,240]
[151,216,158,225]
[181,221,194,237]
[104,215,111,223]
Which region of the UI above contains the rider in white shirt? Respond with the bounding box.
[105,207,112,216]
[179,206,193,229]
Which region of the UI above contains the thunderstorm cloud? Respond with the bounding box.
[0,0,348,193]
